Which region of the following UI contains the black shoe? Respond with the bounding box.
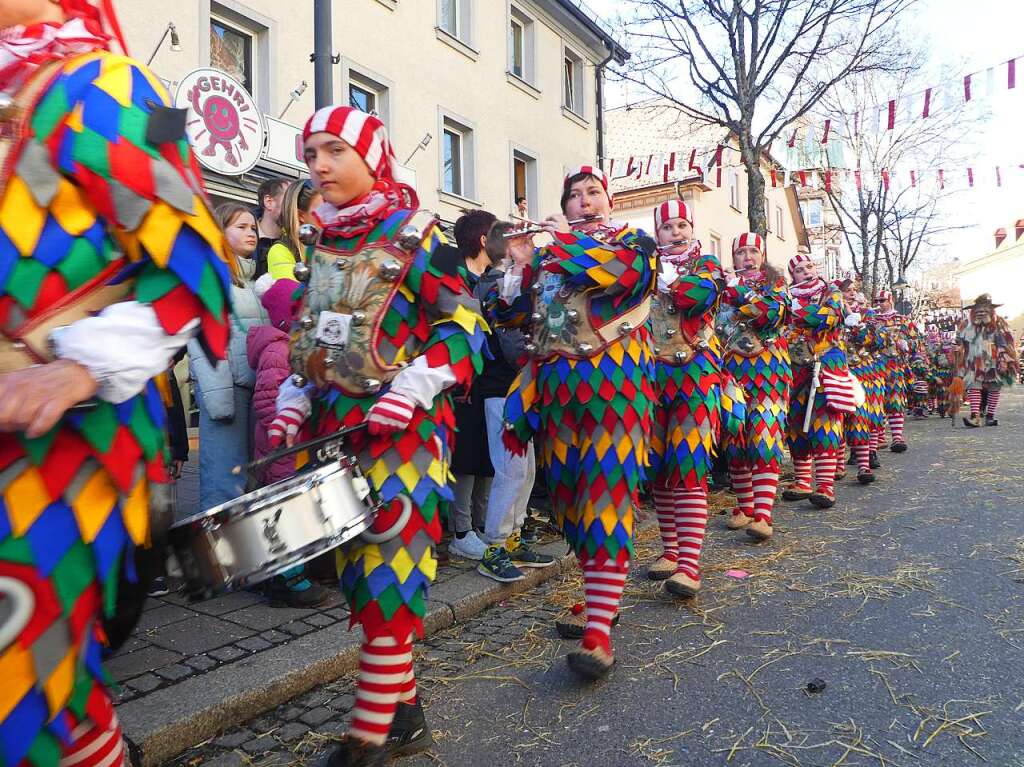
[387,700,434,757]
[890,441,908,453]
[262,573,332,608]
[857,469,876,485]
[963,415,981,428]
[985,415,999,427]
[869,451,881,469]
[146,577,170,598]
[323,737,389,767]
[847,452,857,466]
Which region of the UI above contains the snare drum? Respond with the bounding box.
[169,457,384,598]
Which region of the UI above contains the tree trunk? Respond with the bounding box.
[739,140,767,236]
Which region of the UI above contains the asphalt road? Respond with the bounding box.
[172,389,1024,767]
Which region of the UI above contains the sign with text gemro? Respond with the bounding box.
[176,68,265,175]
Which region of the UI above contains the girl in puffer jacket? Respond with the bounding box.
[248,275,331,608]
[249,276,304,484]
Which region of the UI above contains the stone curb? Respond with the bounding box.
[120,538,579,766]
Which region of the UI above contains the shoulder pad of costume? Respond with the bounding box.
[634,234,657,258]
[394,208,439,252]
[430,243,463,277]
[145,104,188,145]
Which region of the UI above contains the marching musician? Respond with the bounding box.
[0,1,233,764]
[502,166,656,680]
[782,253,852,510]
[270,106,488,765]
[718,234,791,540]
[644,201,726,596]
[871,290,921,452]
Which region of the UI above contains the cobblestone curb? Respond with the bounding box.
[121,537,580,766]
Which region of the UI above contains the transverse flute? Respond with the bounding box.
[502,214,602,238]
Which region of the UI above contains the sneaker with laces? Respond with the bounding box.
[477,547,526,582]
[448,530,487,560]
[262,567,332,608]
[147,577,171,598]
[505,532,556,568]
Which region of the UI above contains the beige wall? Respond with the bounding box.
[113,0,609,222]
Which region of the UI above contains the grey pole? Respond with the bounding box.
[312,0,334,109]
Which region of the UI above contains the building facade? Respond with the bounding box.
[952,220,1024,334]
[114,0,625,223]
[605,103,807,274]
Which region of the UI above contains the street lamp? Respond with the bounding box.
[278,81,308,120]
[147,22,181,67]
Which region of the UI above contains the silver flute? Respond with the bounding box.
[502,214,602,238]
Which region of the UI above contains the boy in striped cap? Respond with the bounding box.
[717,233,791,539]
[783,253,852,509]
[644,199,725,594]
[502,165,657,679]
[274,105,488,766]
[871,290,923,450]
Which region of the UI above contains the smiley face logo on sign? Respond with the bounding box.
[176,68,265,175]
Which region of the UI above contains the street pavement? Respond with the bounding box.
[162,390,1024,767]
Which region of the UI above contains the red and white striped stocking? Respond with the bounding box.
[813,452,838,495]
[853,445,870,472]
[870,428,881,452]
[581,558,628,652]
[349,634,415,745]
[651,485,679,561]
[728,462,754,518]
[985,389,1000,416]
[966,388,982,416]
[59,713,126,767]
[674,487,709,580]
[888,413,906,443]
[751,467,780,523]
[792,454,813,491]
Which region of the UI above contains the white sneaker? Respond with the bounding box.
[448,530,487,560]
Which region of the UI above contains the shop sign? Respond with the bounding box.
[175,68,265,175]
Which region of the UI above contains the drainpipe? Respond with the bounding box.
[312,0,334,109]
[595,41,615,170]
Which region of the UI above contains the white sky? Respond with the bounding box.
[585,0,1022,270]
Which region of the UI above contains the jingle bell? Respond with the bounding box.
[379,259,403,281]
[352,311,366,325]
[674,351,687,362]
[300,315,315,329]
[291,374,307,387]
[361,378,382,392]
[566,309,580,323]
[530,312,543,323]
[293,262,311,282]
[298,223,320,245]
[665,328,677,337]
[524,342,537,354]
[397,224,423,252]
[576,342,593,354]
[323,355,336,366]
[654,346,662,354]
[666,304,677,314]
[619,321,634,335]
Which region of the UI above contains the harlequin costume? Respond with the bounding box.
[930,342,958,418]
[503,166,656,679]
[271,107,487,763]
[843,297,888,483]
[783,254,853,509]
[0,7,233,767]
[956,293,1019,428]
[717,234,791,541]
[872,293,923,452]
[644,200,723,595]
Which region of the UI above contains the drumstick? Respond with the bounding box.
[233,422,368,475]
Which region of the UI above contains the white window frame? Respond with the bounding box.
[203,1,275,113]
[438,109,477,203]
[709,234,722,259]
[510,143,538,220]
[728,171,742,211]
[437,0,474,51]
[561,43,586,120]
[508,4,536,86]
[341,61,392,132]
[803,198,823,228]
[775,204,785,239]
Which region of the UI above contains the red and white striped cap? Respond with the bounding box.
[873,289,893,304]
[654,199,693,230]
[303,106,398,181]
[732,232,765,257]
[788,249,814,277]
[564,165,610,198]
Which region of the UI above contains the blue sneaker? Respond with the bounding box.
[477,547,526,583]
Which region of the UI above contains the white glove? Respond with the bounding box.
[727,276,742,289]
[844,312,862,328]
[658,262,680,293]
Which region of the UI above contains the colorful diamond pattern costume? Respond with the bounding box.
[0,52,231,766]
[846,316,888,446]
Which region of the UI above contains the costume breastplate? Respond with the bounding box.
[788,332,814,367]
[650,293,714,364]
[290,209,436,394]
[527,256,650,360]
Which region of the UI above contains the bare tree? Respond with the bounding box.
[614,0,916,235]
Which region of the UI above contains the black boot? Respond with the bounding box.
[323,737,389,767]
[985,415,999,427]
[387,699,434,756]
[869,451,881,469]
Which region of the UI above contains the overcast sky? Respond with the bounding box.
[584,0,1022,270]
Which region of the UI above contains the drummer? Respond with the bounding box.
[269,106,488,765]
